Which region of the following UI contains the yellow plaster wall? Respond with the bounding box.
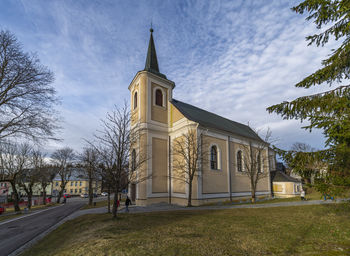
[137,133,148,200]
[273,184,283,192]
[171,104,185,125]
[172,136,186,194]
[152,137,168,193]
[202,135,228,194]
[229,141,270,193]
[139,74,147,123]
[131,84,139,125]
[151,83,168,124]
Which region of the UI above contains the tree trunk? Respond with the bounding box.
[42,187,47,205]
[11,182,21,212]
[57,189,63,204]
[88,175,93,206]
[107,185,111,213]
[27,192,32,209]
[251,182,256,203]
[112,191,118,218]
[187,180,192,207]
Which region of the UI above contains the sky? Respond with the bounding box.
[0,0,338,154]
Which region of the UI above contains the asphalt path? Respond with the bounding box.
[0,198,86,256]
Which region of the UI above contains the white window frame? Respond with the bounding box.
[209,143,221,171]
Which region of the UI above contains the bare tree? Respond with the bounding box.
[0,30,59,141]
[79,147,100,206]
[172,128,207,207]
[32,149,56,205]
[51,147,75,203]
[0,141,31,212]
[239,129,272,203]
[91,103,148,218]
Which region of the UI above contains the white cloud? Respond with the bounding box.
[1,0,335,153]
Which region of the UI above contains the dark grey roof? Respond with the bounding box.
[271,171,301,183]
[171,99,263,141]
[144,29,167,79]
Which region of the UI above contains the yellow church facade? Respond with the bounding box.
[129,29,273,206]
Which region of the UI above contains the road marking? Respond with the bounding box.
[0,204,64,226]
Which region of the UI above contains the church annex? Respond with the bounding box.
[129,29,274,206]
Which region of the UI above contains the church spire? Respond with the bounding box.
[144,27,166,79]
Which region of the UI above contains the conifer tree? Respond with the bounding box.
[267,0,350,194]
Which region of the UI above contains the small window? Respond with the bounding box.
[134,92,138,109]
[79,188,82,193]
[75,182,77,186]
[70,189,73,193]
[210,146,218,170]
[80,181,82,186]
[237,151,242,172]
[155,89,163,106]
[75,189,77,193]
[71,182,73,186]
[56,182,59,186]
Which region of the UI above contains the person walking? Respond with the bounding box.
[300,189,306,201]
[125,196,132,212]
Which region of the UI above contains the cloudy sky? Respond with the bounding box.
[1,0,336,153]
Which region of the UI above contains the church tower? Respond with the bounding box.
[128,28,175,205]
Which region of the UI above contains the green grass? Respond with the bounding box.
[22,203,350,256]
[81,200,109,210]
[81,199,125,210]
[203,188,338,206]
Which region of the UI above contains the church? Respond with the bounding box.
[128,29,274,206]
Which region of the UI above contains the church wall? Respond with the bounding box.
[151,83,168,124]
[136,133,148,200]
[172,135,186,194]
[202,135,229,194]
[171,104,185,125]
[152,137,168,193]
[139,73,148,123]
[230,141,270,193]
[131,84,139,126]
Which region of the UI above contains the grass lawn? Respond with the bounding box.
[81,200,109,210]
[81,199,125,210]
[22,203,350,256]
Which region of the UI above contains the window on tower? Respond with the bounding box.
[134,92,138,109]
[155,89,163,106]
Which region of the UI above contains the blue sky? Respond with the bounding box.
[1,0,336,153]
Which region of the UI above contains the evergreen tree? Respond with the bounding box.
[267,0,350,194]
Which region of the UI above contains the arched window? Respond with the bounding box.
[237,150,242,172]
[210,146,218,170]
[133,92,137,109]
[155,89,163,106]
[131,149,136,171]
[257,153,261,173]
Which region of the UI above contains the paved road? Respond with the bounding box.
[0,199,86,256]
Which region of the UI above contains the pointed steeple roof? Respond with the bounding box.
[144,28,167,79]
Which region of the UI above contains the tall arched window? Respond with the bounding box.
[133,92,137,109]
[155,89,163,106]
[237,150,242,172]
[131,149,136,171]
[257,153,261,173]
[210,146,218,170]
